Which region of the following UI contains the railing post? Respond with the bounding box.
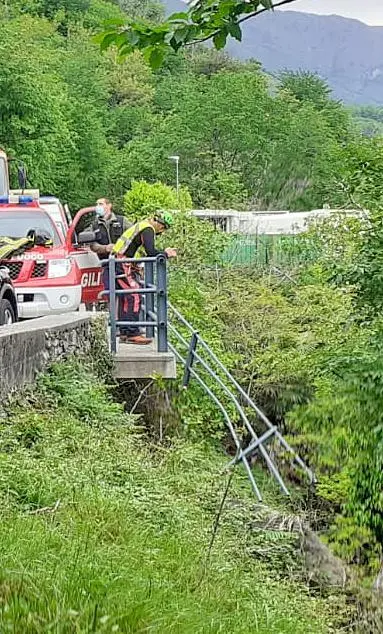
[109,256,117,354]
[156,255,168,353]
[145,260,155,339]
[182,331,198,388]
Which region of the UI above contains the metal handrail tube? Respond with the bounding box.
[114,321,157,328]
[198,335,274,429]
[103,255,169,353]
[183,331,198,388]
[156,255,168,352]
[203,343,313,480]
[102,288,157,296]
[145,261,155,339]
[168,322,193,349]
[170,302,313,482]
[228,427,277,465]
[100,256,158,265]
[109,256,117,353]
[189,346,289,495]
[169,304,198,333]
[170,302,273,425]
[207,358,315,480]
[168,321,289,495]
[168,342,263,501]
[199,334,315,481]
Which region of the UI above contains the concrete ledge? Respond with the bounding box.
[113,343,176,379]
[0,312,92,338]
[0,313,94,397]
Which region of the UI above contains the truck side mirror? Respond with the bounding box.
[77,230,97,245]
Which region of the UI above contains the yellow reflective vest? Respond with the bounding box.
[0,236,34,259]
[112,220,153,258]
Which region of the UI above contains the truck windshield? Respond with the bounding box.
[0,209,61,246]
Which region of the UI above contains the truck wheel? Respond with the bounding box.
[0,299,16,325]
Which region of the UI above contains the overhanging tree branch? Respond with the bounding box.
[185,0,301,46]
[96,0,300,68]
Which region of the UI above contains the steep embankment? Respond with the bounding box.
[0,358,347,633]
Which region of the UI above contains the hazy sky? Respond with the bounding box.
[279,0,383,25]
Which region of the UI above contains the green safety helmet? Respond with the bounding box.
[155,210,174,229]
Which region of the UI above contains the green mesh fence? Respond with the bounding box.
[221,234,310,267]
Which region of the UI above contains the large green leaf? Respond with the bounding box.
[228,21,242,41]
[213,29,228,50]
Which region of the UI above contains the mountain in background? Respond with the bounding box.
[162,1,383,104]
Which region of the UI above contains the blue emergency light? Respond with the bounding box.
[0,195,33,205]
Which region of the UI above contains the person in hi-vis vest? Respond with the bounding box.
[112,212,177,345]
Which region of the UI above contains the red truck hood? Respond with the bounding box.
[13,245,67,259]
[12,245,92,260]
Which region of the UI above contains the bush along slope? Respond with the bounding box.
[0,358,351,633]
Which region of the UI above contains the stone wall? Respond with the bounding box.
[0,313,97,397]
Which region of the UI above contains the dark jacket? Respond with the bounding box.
[91,213,131,256]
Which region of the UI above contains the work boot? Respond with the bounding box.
[120,334,152,345]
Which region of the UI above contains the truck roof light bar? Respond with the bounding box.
[0,194,34,205]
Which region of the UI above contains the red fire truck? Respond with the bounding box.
[0,193,103,318]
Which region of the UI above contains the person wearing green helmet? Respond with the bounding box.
[155,211,174,229]
[112,211,177,345]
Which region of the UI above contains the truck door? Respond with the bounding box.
[67,208,104,304]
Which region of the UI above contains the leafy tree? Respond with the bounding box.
[278,71,351,142]
[120,67,348,210]
[123,179,192,219]
[13,0,90,18]
[105,49,154,107]
[278,71,334,109]
[185,46,244,77]
[191,170,249,209]
[0,16,76,196]
[117,0,164,21]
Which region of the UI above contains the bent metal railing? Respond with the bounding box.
[100,255,168,354]
[100,255,314,499]
[167,303,315,501]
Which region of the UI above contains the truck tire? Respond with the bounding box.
[0,299,16,326]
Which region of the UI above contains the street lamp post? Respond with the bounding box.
[168,155,180,197]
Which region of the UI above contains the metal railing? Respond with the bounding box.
[101,255,168,354]
[99,255,314,500]
[168,303,315,501]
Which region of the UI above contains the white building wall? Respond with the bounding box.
[192,209,365,235]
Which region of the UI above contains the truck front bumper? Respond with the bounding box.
[15,285,82,319]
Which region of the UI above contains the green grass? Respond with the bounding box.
[0,361,346,633]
